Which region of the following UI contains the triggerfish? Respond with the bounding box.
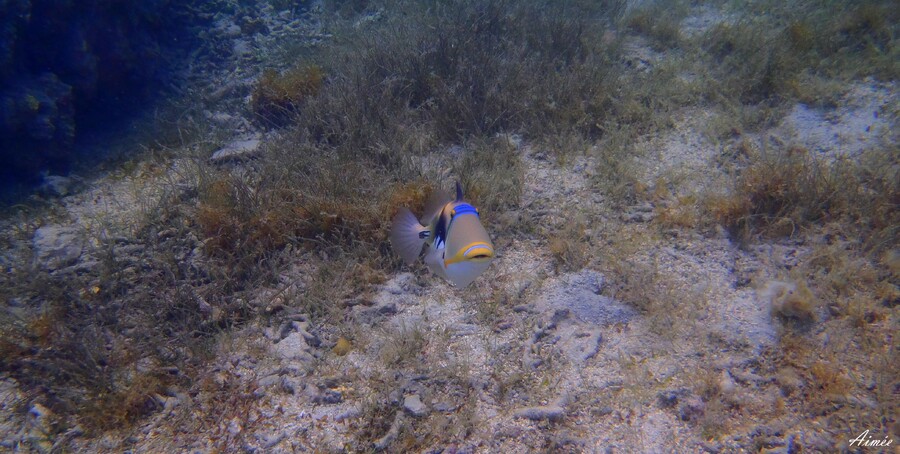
[391,182,495,288]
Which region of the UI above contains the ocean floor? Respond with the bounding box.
[0,1,897,453]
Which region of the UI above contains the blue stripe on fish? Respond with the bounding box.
[452,203,478,218]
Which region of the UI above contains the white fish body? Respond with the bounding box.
[390,183,494,288]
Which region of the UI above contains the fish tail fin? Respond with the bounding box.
[390,207,428,265]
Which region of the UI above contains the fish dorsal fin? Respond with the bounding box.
[421,186,452,225]
[455,181,463,202]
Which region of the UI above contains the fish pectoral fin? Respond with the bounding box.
[424,247,449,279]
[390,207,428,265]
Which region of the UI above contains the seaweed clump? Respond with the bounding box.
[762,280,817,325]
[250,65,324,126]
[705,142,898,252]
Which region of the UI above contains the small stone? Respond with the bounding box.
[281,377,301,394]
[284,312,309,322]
[260,431,285,449]
[318,376,340,389]
[208,111,234,125]
[210,137,261,163]
[39,174,79,197]
[232,39,253,57]
[66,425,84,438]
[299,328,320,347]
[335,405,362,422]
[403,394,428,417]
[846,395,877,410]
[258,374,282,388]
[775,367,804,396]
[221,22,242,37]
[512,405,565,421]
[28,403,53,428]
[382,273,416,294]
[272,332,314,362]
[33,225,84,270]
[731,370,769,385]
[227,418,242,435]
[433,401,458,412]
[452,323,478,337]
[494,321,513,331]
[718,371,737,397]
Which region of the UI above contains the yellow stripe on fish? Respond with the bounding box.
[444,241,494,267]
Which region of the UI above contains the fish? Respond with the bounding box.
[390,182,495,288]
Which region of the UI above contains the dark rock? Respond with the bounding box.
[377,303,398,315]
[317,377,340,389]
[658,388,689,408]
[318,389,342,404]
[550,308,571,325]
[356,300,399,324]
[678,395,705,422]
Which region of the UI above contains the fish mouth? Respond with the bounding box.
[444,242,495,267]
[464,247,494,261]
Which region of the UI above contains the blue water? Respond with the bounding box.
[0,0,205,194]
